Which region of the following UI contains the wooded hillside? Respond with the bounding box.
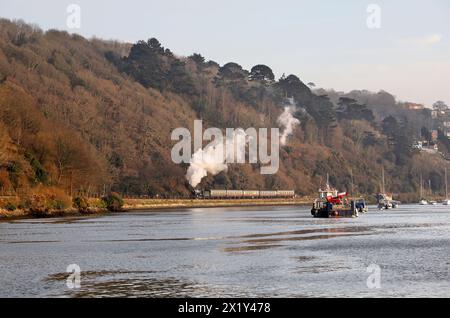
[1,19,449,201]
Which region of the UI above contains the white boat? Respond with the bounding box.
[419,174,429,206]
[377,167,396,210]
[443,200,450,206]
[429,201,438,206]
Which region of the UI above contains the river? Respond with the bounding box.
[1,205,450,298]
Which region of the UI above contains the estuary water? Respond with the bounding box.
[1,205,450,298]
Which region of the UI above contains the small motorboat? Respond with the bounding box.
[378,201,392,210]
[419,199,428,205]
[355,198,369,213]
[442,199,450,206]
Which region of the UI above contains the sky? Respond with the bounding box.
[1,0,449,106]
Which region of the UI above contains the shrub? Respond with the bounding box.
[18,198,31,210]
[29,194,47,214]
[52,199,69,210]
[88,198,107,209]
[73,196,90,213]
[28,186,72,215]
[101,192,124,212]
[5,202,17,211]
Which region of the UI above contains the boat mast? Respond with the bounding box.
[420,174,423,199]
[429,179,432,197]
[446,168,448,200]
[350,169,354,197]
[381,167,386,194]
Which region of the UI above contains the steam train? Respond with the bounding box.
[193,189,295,199]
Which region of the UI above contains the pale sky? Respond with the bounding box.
[1,0,449,106]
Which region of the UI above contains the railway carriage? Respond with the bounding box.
[243,190,260,198]
[276,190,296,198]
[196,189,295,200]
[259,190,278,198]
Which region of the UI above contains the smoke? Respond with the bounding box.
[186,129,249,188]
[278,105,300,146]
[186,144,228,188]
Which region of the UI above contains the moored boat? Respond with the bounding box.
[377,167,398,210]
[419,174,429,205]
[355,198,368,213]
[311,178,359,218]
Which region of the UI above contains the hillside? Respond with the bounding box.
[1,19,449,202]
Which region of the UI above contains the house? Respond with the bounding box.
[412,140,439,154]
[402,102,425,110]
[430,108,450,139]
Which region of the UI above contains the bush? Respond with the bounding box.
[101,192,124,212]
[29,194,47,214]
[18,198,31,210]
[73,196,90,213]
[28,186,72,215]
[5,202,17,211]
[88,198,107,209]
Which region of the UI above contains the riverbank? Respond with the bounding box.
[0,207,106,221]
[0,197,312,221]
[123,197,312,210]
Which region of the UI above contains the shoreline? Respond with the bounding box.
[0,198,311,222]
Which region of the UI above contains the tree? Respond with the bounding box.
[0,74,6,84]
[167,59,197,95]
[147,38,164,53]
[117,38,198,95]
[206,60,219,68]
[337,97,375,122]
[337,97,358,112]
[122,39,167,90]
[433,101,449,111]
[188,53,206,68]
[421,127,432,141]
[217,62,248,81]
[249,64,275,82]
[0,122,12,165]
[277,74,311,97]
[382,116,399,138]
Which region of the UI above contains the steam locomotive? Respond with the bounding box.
[193,189,295,199]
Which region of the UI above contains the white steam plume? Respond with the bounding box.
[186,145,228,188]
[278,105,300,146]
[186,129,249,188]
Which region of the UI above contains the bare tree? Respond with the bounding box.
[0,122,11,164]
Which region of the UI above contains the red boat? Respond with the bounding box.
[311,178,359,218]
